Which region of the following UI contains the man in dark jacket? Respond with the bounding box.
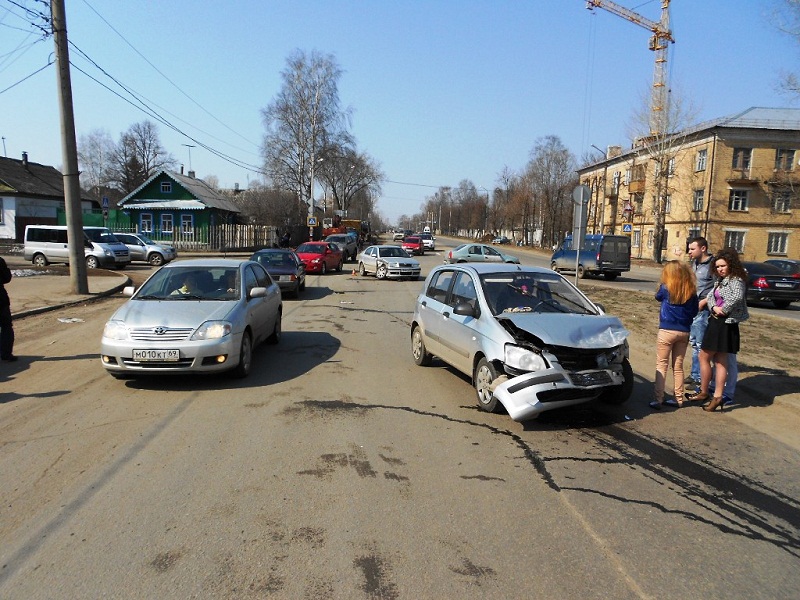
[0,256,15,361]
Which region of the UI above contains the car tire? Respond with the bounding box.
[149,253,165,266]
[577,265,586,279]
[267,312,282,345]
[598,358,634,405]
[292,280,301,298]
[474,357,502,413]
[773,299,791,309]
[86,256,99,269]
[33,253,49,267]
[358,262,367,276]
[109,372,133,380]
[376,264,388,279]
[300,278,306,291]
[550,262,558,272]
[232,331,253,378]
[411,325,432,366]
[604,273,619,280]
[337,259,343,272]
[321,262,327,275]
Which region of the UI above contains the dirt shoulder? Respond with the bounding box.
[583,284,800,450]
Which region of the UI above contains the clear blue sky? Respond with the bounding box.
[1,0,797,224]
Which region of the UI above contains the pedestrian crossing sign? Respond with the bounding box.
[622,223,632,233]
[307,217,318,227]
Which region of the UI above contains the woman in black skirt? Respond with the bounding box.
[687,248,749,411]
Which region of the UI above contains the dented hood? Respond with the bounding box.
[498,313,629,348]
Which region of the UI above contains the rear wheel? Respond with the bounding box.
[232,332,253,378]
[33,254,48,267]
[336,259,343,272]
[577,265,586,279]
[411,325,432,366]
[267,312,282,344]
[604,272,618,280]
[474,357,502,413]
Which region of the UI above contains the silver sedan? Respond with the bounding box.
[100,258,282,379]
[357,245,421,280]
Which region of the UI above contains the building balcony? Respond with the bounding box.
[628,180,646,194]
[726,169,758,184]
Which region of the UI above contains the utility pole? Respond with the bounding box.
[51,0,88,294]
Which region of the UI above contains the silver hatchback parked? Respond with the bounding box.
[411,263,632,421]
[114,232,177,266]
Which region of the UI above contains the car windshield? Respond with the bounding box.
[256,252,295,267]
[480,272,597,315]
[136,267,240,301]
[379,247,409,258]
[296,244,323,254]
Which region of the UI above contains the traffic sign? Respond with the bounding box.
[622,223,632,233]
[102,196,109,208]
[307,216,318,227]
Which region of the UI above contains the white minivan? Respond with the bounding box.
[24,225,131,269]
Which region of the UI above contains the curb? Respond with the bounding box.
[12,276,132,319]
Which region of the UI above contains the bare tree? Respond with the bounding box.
[261,50,352,213]
[106,121,176,195]
[78,128,116,202]
[626,87,699,262]
[317,145,384,216]
[771,0,800,97]
[525,136,578,249]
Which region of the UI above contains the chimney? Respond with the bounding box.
[234,182,239,191]
[22,151,28,168]
[180,164,184,175]
[188,170,195,178]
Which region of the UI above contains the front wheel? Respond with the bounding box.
[411,325,432,366]
[232,332,253,378]
[321,262,327,275]
[550,262,558,272]
[358,262,367,276]
[474,357,502,413]
[148,253,165,266]
[376,264,388,279]
[86,256,99,269]
[33,254,49,267]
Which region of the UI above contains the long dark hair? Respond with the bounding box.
[714,247,747,281]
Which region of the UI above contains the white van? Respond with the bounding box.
[24,225,131,269]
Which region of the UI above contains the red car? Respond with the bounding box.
[295,241,344,274]
[402,236,425,255]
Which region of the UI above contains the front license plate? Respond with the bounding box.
[133,349,179,361]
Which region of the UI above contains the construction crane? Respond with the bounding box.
[586,0,674,137]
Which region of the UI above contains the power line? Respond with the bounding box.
[0,55,51,94]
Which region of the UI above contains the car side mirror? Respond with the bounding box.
[248,286,267,299]
[453,301,478,318]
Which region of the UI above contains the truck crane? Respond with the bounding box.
[586,0,674,137]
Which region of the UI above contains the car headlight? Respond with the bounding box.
[103,320,129,340]
[104,249,114,257]
[191,321,232,340]
[388,261,400,267]
[505,344,547,372]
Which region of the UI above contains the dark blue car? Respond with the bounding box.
[251,249,306,298]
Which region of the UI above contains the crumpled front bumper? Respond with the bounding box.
[491,365,626,421]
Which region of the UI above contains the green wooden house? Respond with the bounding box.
[117,170,240,242]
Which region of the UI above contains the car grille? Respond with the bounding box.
[549,345,615,371]
[128,327,194,342]
[120,358,195,368]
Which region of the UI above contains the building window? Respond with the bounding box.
[161,181,172,193]
[612,171,621,193]
[647,229,654,249]
[140,213,152,233]
[663,194,672,214]
[688,227,701,241]
[724,230,746,252]
[732,147,751,170]
[624,169,631,185]
[0,198,4,224]
[181,214,194,234]
[728,190,749,211]
[161,213,174,234]
[693,189,705,212]
[667,157,675,176]
[775,149,796,171]
[634,196,644,214]
[767,232,789,255]
[632,229,641,248]
[773,190,792,213]
[695,149,707,171]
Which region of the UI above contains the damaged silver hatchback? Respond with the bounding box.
[411,263,632,421]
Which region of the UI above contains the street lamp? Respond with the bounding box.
[182,144,196,172]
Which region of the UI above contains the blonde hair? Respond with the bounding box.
[659,260,696,304]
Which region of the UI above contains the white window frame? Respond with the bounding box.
[688,227,701,241]
[647,229,654,249]
[728,189,749,212]
[161,181,172,193]
[161,213,174,234]
[693,189,704,212]
[767,232,789,255]
[181,214,194,235]
[632,229,641,248]
[624,169,631,185]
[663,194,672,214]
[724,230,746,253]
[667,157,675,177]
[695,149,707,171]
[772,190,792,213]
[775,149,796,171]
[140,213,152,233]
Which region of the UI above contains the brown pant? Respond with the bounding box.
[654,328,690,403]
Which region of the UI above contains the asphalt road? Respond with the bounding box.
[1,246,798,599]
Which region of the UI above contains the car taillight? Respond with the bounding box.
[753,277,770,289]
[448,251,452,259]
[792,273,800,279]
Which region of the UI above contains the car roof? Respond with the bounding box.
[253,248,294,254]
[434,263,548,276]
[162,258,251,268]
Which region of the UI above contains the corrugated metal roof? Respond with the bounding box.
[123,200,206,210]
[0,156,93,201]
[119,169,240,213]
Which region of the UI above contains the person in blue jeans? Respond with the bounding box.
[686,237,714,386]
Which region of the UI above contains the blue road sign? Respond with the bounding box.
[622,223,632,233]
